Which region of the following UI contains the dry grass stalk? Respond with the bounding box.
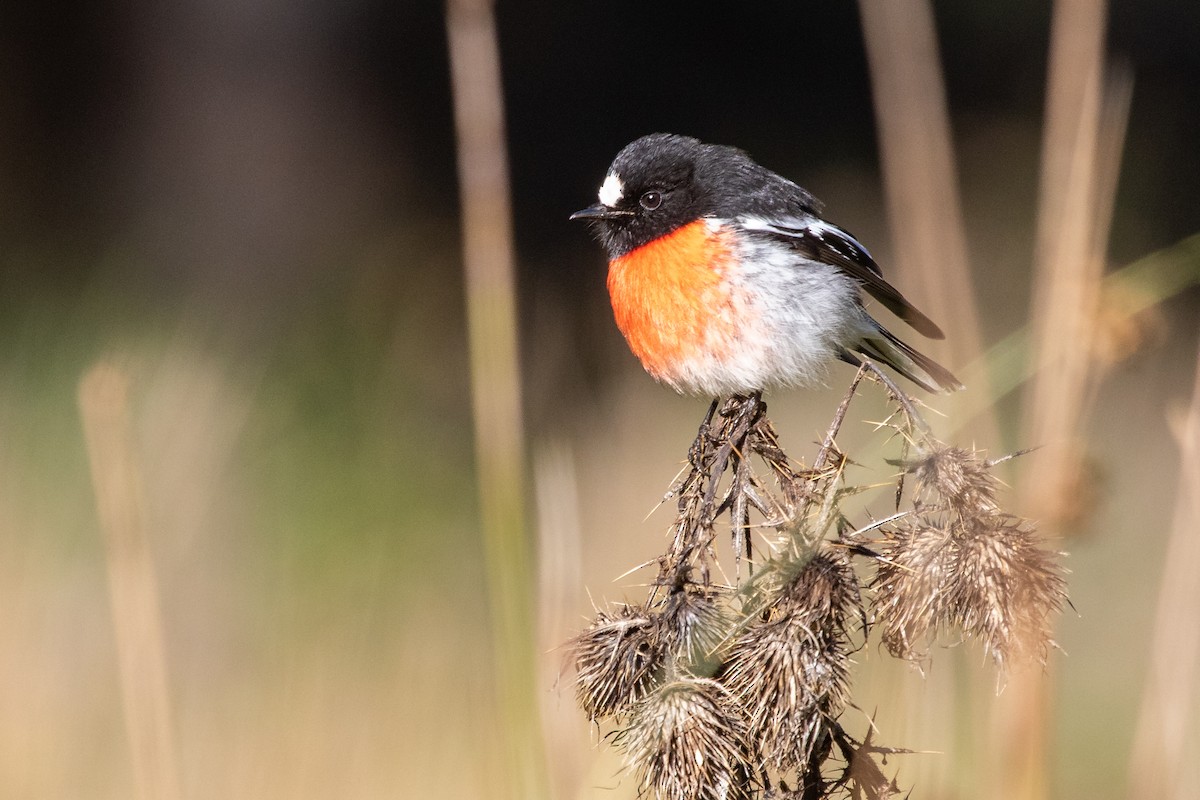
[569,372,1066,799]
[1125,347,1200,800]
[857,0,994,442]
[78,360,182,800]
[1006,2,1126,797]
[446,0,546,796]
[1022,0,1127,530]
[534,443,586,796]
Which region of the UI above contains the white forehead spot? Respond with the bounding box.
[598,173,624,207]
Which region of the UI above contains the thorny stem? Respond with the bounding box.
[729,453,754,578]
[716,393,764,578]
[815,367,867,474]
[664,391,788,588]
[861,359,933,437]
[663,365,942,593]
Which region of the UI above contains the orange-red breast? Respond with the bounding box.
[570,133,962,396]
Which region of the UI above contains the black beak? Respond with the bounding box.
[569,203,634,221]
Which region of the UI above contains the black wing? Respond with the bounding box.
[743,216,945,340]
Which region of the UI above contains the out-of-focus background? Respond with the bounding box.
[3,1,1198,798]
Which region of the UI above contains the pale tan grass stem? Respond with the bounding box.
[78,360,182,800]
[1005,2,1123,799]
[858,0,994,442]
[1021,0,1118,528]
[534,443,585,797]
[857,7,990,795]
[446,1,547,797]
[1125,347,1200,800]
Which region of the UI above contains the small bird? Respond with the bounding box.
[570,133,962,397]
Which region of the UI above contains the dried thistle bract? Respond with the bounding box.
[872,445,1068,668]
[574,604,665,721]
[569,371,1068,799]
[619,677,756,800]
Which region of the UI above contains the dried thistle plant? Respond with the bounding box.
[568,366,1067,799]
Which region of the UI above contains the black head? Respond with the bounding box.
[570,133,820,257]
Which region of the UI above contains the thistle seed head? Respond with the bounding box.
[778,550,863,638]
[620,677,755,800]
[724,552,856,772]
[871,520,955,662]
[743,550,862,636]
[662,585,733,675]
[949,514,1068,669]
[908,445,1001,516]
[724,614,850,772]
[573,604,665,721]
[871,513,1067,669]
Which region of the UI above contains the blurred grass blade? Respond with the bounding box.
[952,232,1200,428]
[1103,231,1200,315]
[1125,346,1200,799]
[534,442,584,797]
[857,3,989,793]
[1020,0,1118,530]
[1003,1,1117,799]
[858,0,992,440]
[78,360,182,800]
[446,0,547,798]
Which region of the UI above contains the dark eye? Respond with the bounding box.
[639,190,662,211]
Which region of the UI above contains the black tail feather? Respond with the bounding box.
[851,327,963,394]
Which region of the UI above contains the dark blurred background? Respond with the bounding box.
[4,1,1197,379]
[2,1,1198,798]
